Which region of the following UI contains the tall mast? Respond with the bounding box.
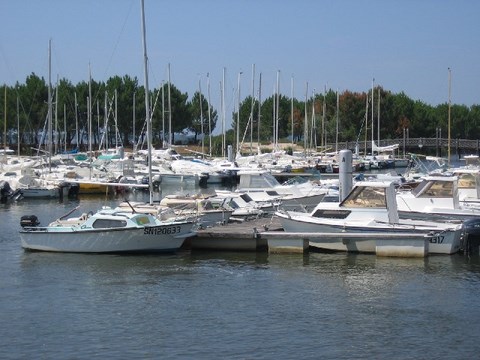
[207,73,212,157]
[250,64,255,154]
[448,68,452,166]
[104,91,108,151]
[198,77,204,156]
[322,85,326,151]
[371,78,374,153]
[54,76,59,155]
[48,39,52,173]
[132,90,136,151]
[236,71,242,155]
[141,0,153,202]
[63,103,67,153]
[275,70,280,152]
[304,82,308,155]
[336,89,339,154]
[257,72,262,153]
[291,75,294,149]
[167,63,172,147]
[377,87,380,146]
[17,94,20,157]
[115,89,118,148]
[3,85,6,158]
[221,67,226,157]
[88,63,92,178]
[161,81,164,147]
[74,92,79,149]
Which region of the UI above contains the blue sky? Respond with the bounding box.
[1,0,479,130]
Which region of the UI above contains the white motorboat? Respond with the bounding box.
[276,181,465,255]
[236,170,336,212]
[396,175,480,221]
[159,194,233,227]
[19,207,195,253]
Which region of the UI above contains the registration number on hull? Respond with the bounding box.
[144,226,182,235]
[430,235,444,244]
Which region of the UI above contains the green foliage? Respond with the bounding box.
[2,75,479,155]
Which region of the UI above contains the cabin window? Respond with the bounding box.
[419,181,453,197]
[341,186,387,208]
[135,216,151,225]
[240,194,253,203]
[458,174,476,189]
[92,219,127,228]
[312,209,351,219]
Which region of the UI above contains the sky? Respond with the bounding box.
[1,0,479,132]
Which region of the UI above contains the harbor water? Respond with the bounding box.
[1,188,480,359]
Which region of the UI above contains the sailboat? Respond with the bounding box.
[18,0,196,253]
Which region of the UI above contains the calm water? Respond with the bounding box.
[2,188,480,359]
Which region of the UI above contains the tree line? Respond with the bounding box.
[1,73,480,156]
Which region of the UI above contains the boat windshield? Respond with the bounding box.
[415,180,453,197]
[341,186,387,208]
[457,174,476,189]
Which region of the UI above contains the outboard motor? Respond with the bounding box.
[462,218,480,256]
[20,215,40,228]
[0,180,20,203]
[68,183,80,198]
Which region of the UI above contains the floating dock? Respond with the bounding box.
[184,216,282,252]
[185,216,430,257]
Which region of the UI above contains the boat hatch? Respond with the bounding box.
[240,193,254,203]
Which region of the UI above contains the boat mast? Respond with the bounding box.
[141,0,153,203]
[322,85,326,153]
[54,76,58,155]
[88,63,92,179]
[48,39,52,173]
[17,95,20,157]
[291,75,294,149]
[377,87,380,147]
[161,80,165,147]
[3,85,6,159]
[304,82,308,156]
[236,71,242,156]
[115,88,118,149]
[63,103,67,153]
[207,73,212,157]
[132,90,136,151]
[221,67,226,158]
[198,77,204,156]
[275,70,280,152]
[371,78,374,154]
[74,92,79,149]
[448,67,452,166]
[336,89,339,154]
[167,63,172,147]
[250,64,255,155]
[257,72,262,154]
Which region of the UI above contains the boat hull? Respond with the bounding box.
[20,222,195,253]
[277,213,464,255]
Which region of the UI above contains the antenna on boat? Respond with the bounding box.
[124,199,137,214]
[58,206,80,220]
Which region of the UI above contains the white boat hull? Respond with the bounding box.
[277,213,464,255]
[20,222,194,253]
[20,186,69,199]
